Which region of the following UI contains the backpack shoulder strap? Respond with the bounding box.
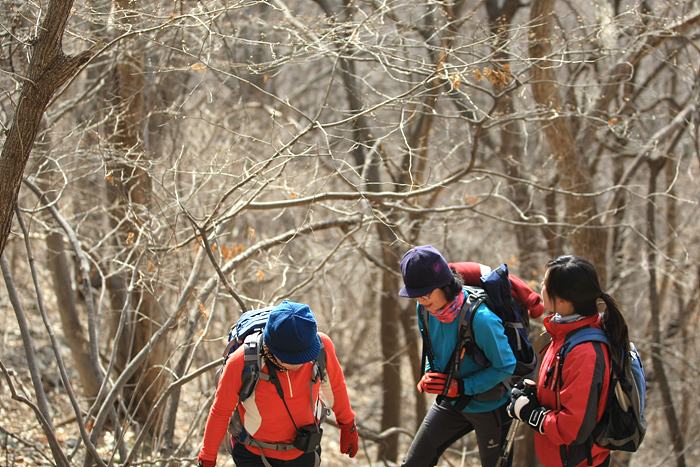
[306,337,328,424]
[552,326,609,400]
[417,303,429,333]
[442,289,487,384]
[239,331,268,401]
[560,327,609,358]
[459,287,489,367]
[438,289,484,410]
[313,339,327,382]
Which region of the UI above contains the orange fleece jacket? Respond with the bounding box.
[198,332,355,463]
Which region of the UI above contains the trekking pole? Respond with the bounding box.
[496,379,536,467]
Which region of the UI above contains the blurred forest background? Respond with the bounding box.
[0,0,698,466]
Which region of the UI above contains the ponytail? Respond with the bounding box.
[600,292,630,355]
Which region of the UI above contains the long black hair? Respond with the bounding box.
[545,255,630,353]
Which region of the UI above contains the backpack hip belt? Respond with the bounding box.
[240,435,296,451]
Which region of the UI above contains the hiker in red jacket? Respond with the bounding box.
[197,301,358,467]
[507,255,631,467]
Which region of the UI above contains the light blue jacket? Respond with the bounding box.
[419,298,516,413]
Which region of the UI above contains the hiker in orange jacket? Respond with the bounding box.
[197,301,358,467]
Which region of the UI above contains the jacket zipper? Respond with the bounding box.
[554,353,562,410]
[285,372,293,397]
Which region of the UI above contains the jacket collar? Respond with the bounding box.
[543,313,602,341]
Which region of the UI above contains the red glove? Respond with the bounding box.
[417,372,447,394]
[338,419,359,458]
[417,372,462,397]
[197,458,216,467]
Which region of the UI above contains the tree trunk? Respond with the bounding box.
[1,252,71,467]
[646,160,686,467]
[528,0,607,282]
[47,229,103,397]
[0,0,94,257]
[486,1,540,461]
[31,132,103,401]
[377,228,403,462]
[102,13,167,432]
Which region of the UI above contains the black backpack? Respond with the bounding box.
[418,264,537,409]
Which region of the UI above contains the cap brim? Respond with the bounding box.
[399,284,438,298]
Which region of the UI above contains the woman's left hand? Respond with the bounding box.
[507,391,550,434]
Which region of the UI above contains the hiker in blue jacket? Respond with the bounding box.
[399,245,517,467]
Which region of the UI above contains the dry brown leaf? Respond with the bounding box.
[503,63,512,81]
[482,67,512,86]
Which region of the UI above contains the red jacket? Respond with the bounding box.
[199,332,355,462]
[535,314,611,467]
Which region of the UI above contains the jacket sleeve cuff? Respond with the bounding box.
[198,458,217,467]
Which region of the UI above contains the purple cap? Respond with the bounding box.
[399,245,453,298]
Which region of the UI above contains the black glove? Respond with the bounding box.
[507,390,550,434]
[509,379,536,399]
[507,381,534,415]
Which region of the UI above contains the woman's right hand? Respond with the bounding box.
[417,372,445,393]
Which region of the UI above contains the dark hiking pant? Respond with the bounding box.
[401,399,513,467]
[231,442,320,467]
